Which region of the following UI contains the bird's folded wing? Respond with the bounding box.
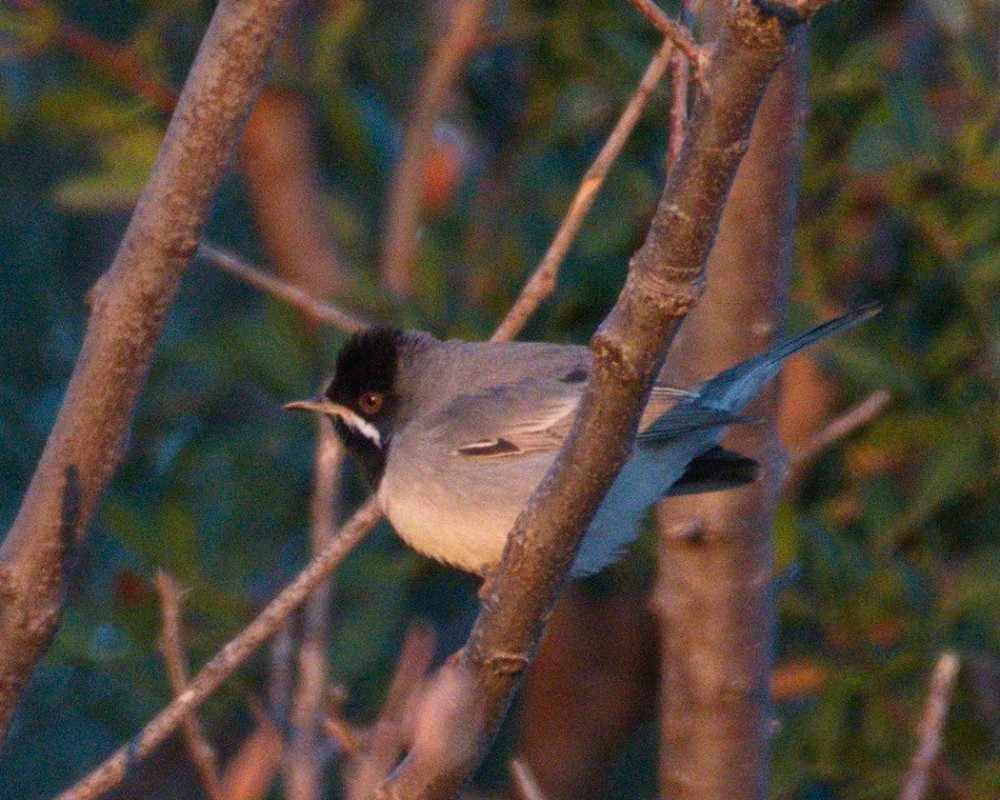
[434,376,700,459]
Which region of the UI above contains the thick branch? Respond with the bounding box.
[377,3,802,797]
[492,37,674,343]
[0,0,300,743]
[652,10,807,799]
[380,0,487,300]
[52,500,382,800]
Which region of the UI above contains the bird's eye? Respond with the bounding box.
[358,391,384,415]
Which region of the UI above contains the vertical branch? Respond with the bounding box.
[652,14,808,800]
[153,571,224,800]
[283,420,344,800]
[0,0,301,744]
[380,0,488,300]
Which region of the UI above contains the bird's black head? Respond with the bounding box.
[324,327,404,488]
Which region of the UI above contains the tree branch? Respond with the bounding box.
[625,0,705,85]
[789,388,891,469]
[51,499,382,800]
[376,3,805,797]
[197,243,368,333]
[0,0,301,744]
[380,0,488,300]
[898,652,961,800]
[491,36,675,342]
[650,5,807,796]
[153,570,224,800]
[283,421,344,800]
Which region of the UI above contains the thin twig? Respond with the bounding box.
[283,421,344,800]
[898,652,961,800]
[381,0,488,300]
[666,1,694,173]
[510,759,550,800]
[790,389,891,468]
[197,243,368,333]
[625,0,705,87]
[153,571,224,800]
[51,499,382,800]
[492,37,675,342]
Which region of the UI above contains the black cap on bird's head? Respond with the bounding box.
[285,326,407,488]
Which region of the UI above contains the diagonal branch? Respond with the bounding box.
[377,2,808,797]
[625,0,705,85]
[492,36,675,342]
[0,0,301,745]
[898,652,961,800]
[51,499,382,800]
[198,243,368,333]
[153,571,224,800]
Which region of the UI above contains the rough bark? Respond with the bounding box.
[652,18,808,800]
[0,0,300,743]
[376,3,816,798]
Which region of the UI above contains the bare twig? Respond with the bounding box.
[0,0,302,744]
[898,652,961,800]
[790,389,891,468]
[491,37,675,342]
[50,499,382,800]
[511,759,550,800]
[283,421,344,800]
[323,685,365,756]
[197,243,368,333]
[377,2,808,797]
[666,1,694,173]
[625,0,705,86]
[380,0,488,300]
[153,571,224,800]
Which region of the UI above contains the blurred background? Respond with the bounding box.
[0,0,997,798]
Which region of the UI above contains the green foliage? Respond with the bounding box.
[0,0,997,799]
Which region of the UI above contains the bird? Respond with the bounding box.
[285,306,877,578]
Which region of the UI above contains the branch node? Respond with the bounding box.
[483,651,530,675]
[590,332,639,384]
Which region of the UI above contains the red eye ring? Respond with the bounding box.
[358,391,384,415]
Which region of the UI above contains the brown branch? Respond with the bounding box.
[898,652,961,800]
[491,37,675,342]
[283,421,344,800]
[153,570,224,800]
[0,0,301,744]
[511,759,550,800]
[651,6,807,798]
[376,3,806,797]
[789,389,891,469]
[49,499,382,800]
[666,1,694,174]
[218,702,285,800]
[240,89,351,310]
[197,243,368,333]
[625,0,705,86]
[380,0,488,300]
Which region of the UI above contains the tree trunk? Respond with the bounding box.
[652,19,808,800]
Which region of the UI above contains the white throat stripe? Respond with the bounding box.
[339,409,382,447]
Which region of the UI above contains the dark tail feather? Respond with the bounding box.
[667,445,759,496]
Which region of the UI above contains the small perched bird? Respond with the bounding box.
[286,307,876,577]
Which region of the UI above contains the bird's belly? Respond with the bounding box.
[377,459,527,575]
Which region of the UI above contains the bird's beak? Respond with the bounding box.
[283,399,348,417]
